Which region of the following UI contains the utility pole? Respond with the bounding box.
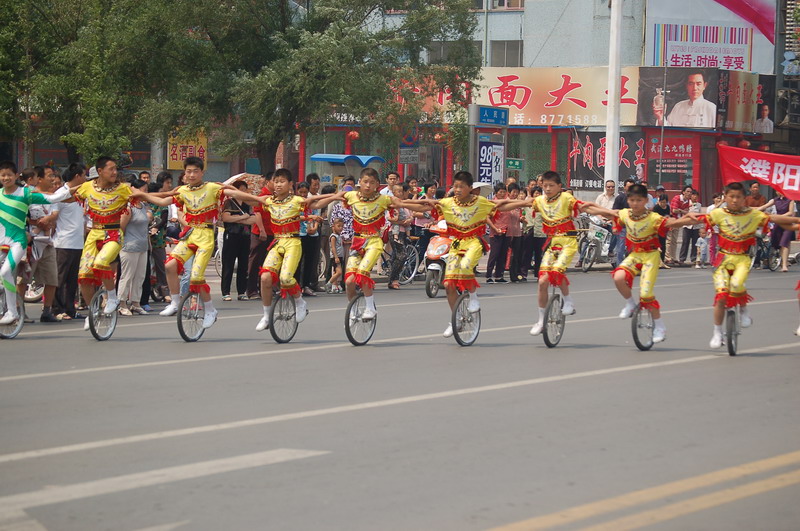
[604,0,623,188]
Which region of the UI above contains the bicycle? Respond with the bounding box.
[631,304,655,351]
[269,295,299,344]
[725,305,741,356]
[380,242,419,285]
[749,231,779,271]
[541,283,567,348]
[451,291,481,346]
[88,288,118,341]
[345,290,377,346]
[579,217,613,273]
[177,291,206,342]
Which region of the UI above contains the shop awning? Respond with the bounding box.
[310,154,385,166]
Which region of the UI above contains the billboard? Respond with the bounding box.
[568,132,647,193]
[637,67,720,129]
[645,0,777,75]
[167,130,208,171]
[475,67,641,127]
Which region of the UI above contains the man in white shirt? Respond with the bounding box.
[754,104,774,134]
[595,180,617,210]
[52,163,87,320]
[379,171,399,196]
[654,72,717,128]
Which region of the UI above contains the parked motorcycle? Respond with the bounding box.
[424,220,452,298]
[580,215,614,272]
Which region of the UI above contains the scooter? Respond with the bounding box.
[579,215,614,272]
[424,220,452,298]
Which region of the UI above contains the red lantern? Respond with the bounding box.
[757,144,770,151]
[737,139,751,149]
[347,130,360,141]
[716,140,729,147]
[434,132,445,143]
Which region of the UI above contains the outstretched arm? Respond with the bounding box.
[307,191,345,210]
[663,212,701,229]
[579,201,618,219]
[222,188,263,205]
[391,196,432,213]
[494,197,533,212]
[132,189,174,206]
[769,214,800,231]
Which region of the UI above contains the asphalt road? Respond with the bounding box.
[1,266,799,531]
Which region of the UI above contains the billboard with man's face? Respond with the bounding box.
[637,68,720,129]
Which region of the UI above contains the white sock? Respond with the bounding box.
[365,295,376,311]
[713,324,723,334]
[741,307,749,317]
[107,289,117,300]
[563,295,573,305]
[624,297,635,307]
[654,318,664,329]
[204,300,215,312]
[263,305,271,317]
[296,296,306,309]
[469,291,479,303]
[537,307,546,323]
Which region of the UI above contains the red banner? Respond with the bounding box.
[718,144,800,201]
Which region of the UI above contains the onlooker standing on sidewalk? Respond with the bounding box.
[611,178,636,267]
[386,183,411,289]
[380,171,399,196]
[506,182,524,282]
[52,163,87,320]
[118,179,152,315]
[145,174,172,304]
[652,194,671,267]
[299,174,323,295]
[326,217,345,293]
[220,180,253,301]
[486,183,511,283]
[246,172,272,299]
[679,189,702,264]
[705,192,723,266]
[745,182,767,208]
[25,166,61,322]
[667,185,692,264]
[411,183,436,262]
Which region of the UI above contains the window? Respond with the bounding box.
[490,40,523,67]
[428,41,483,64]
[492,0,525,9]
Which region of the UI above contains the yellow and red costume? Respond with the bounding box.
[704,207,769,308]
[74,181,134,285]
[259,194,306,297]
[342,191,393,289]
[612,209,669,310]
[532,192,583,286]
[434,195,496,292]
[166,182,224,294]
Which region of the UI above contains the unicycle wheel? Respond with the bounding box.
[0,292,24,339]
[631,304,654,351]
[542,293,566,348]
[345,293,377,346]
[177,292,206,342]
[726,309,738,356]
[89,288,118,341]
[270,296,298,344]
[451,292,480,346]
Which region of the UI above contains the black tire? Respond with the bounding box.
[767,246,780,272]
[88,288,118,341]
[345,293,377,346]
[748,245,757,270]
[23,281,44,303]
[317,249,328,281]
[0,291,24,339]
[542,293,566,348]
[269,295,298,344]
[425,269,441,298]
[213,249,222,278]
[177,292,206,342]
[631,305,654,351]
[452,292,481,346]
[581,242,597,273]
[150,284,165,303]
[726,309,738,356]
[399,245,419,285]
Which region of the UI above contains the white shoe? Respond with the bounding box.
[467,298,480,313]
[561,301,575,316]
[0,311,19,325]
[796,324,800,336]
[103,298,120,315]
[740,313,752,328]
[159,302,179,316]
[84,317,90,331]
[443,323,453,338]
[530,321,544,336]
[362,307,377,320]
[296,304,308,324]
[653,326,666,344]
[255,316,270,331]
[202,308,218,329]
[709,332,724,349]
[618,303,635,319]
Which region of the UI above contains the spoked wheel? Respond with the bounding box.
[269,296,298,344]
[631,304,654,351]
[317,249,328,281]
[177,292,206,342]
[581,243,597,273]
[24,281,44,303]
[88,288,118,341]
[452,291,480,346]
[399,245,419,285]
[345,293,377,346]
[542,293,566,348]
[0,291,24,339]
[213,249,222,278]
[726,309,739,356]
[766,246,780,272]
[425,269,441,298]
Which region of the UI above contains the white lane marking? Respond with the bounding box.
[0,509,47,531]
[0,449,327,516]
[1,298,795,384]
[0,356,725,465]
[15,279,711,337]
[132,522,191,531]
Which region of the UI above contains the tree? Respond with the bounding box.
[134,0,481,173]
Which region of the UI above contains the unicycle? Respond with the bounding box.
[177,292,206,342]
[451,291,481,346]
[345,292,377,346]
[631,304,654,351]
[0,291,24,339]
[542,285,567,348]
[726,307,741,356]
[88,288,118,341]
[270,295,298,344]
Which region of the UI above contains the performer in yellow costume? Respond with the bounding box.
[147,156,260,330]
[420,171,531,338]
[529,171,609,337]
[591,184,699,344]
[702,182,800,349]
[337,167,430,320]
[253,168,339,332]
